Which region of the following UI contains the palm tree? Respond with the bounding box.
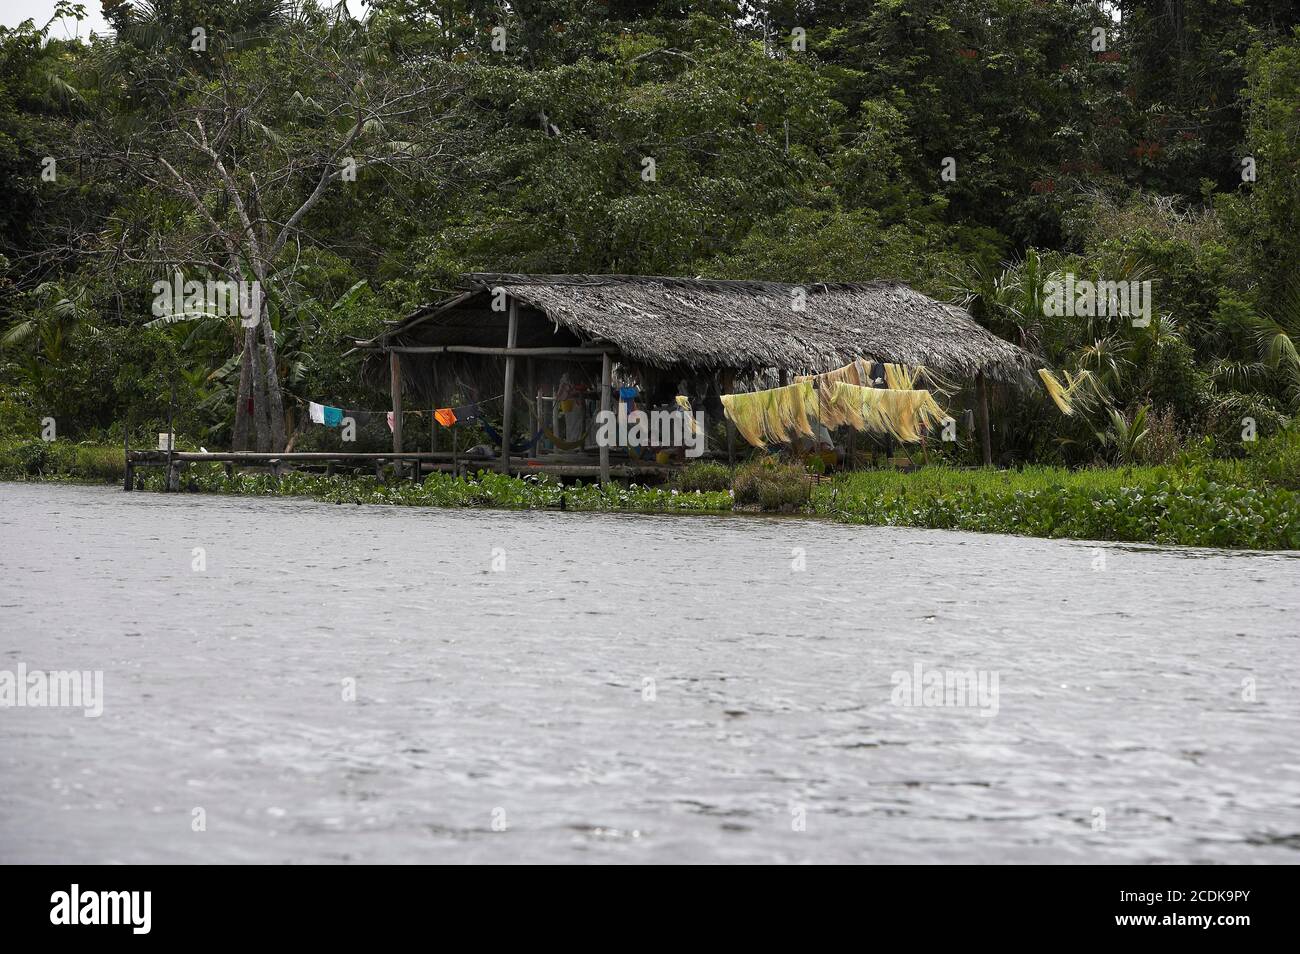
[945,250,1057,352]
[1098,404,1150,465]
[1,281,89,365]
[1249,281,1300,412]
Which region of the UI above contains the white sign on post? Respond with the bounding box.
[158,432,175,451]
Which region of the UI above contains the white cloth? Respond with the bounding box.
[308,401,325,424]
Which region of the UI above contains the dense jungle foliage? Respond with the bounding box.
[2,1,1300,468]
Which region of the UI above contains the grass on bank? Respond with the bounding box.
[0,438,125,482]
[812,463,1300,549]
[4,428,1300,549]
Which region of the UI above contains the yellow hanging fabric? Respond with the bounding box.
[721,381,818,448]
[675,395,701,436]
[883,363,918,391]
[795,358,873,388]
[796,360,957,397]
[1037,369,1092,416]
[826,383,948,444]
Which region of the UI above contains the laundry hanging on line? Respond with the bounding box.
[610,386,639,412]
[432,403,483,428]
[308,401,345,427]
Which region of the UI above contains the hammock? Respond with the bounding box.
[479,421,545,453]
[826,383,948,443]
[720,381,818,448]
[543,427,587,450]
[1037,369,1093,416]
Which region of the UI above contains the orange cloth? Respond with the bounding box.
[434,408,457,427]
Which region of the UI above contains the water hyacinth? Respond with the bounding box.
[136,465,734,515]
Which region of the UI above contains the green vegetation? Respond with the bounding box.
[732,457,810,511]
[0,438,125,482]
[2,2,1299,466]
[811,427,1300,549]
[814,465,1300,550]
[6,426,1300,548]
[3,2,1300,549]
[676,461,734,493]
[138,466,734,514]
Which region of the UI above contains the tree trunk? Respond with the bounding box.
[252,342,271,452]
[233,326,255,450]
[253,282,287,451]
[262,334,284,451]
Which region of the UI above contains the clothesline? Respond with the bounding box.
[294,383,647,434]
[288,391,508,419]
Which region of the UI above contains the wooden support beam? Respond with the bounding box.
[376,345,614,358]
[721,369,736,465]
[499,299,519,474]
[129,450,464,463]
[975,372,993,466]
[122,414,132,492]
[599,351,612,485]
[390,351,403,455]
[526,358,536,458]
[165,373,176,492]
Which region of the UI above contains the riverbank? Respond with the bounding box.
[4,432,1299,549]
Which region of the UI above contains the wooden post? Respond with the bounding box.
[721,369,736,465]
[599,351,612,485]
[526,358,536,458]
[389,350,403,455]
[975,372,993,467]
[122,411,132,492]
[500,299,519,474]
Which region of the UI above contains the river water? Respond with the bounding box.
[1,481,1297,864]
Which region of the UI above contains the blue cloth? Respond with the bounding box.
[323,406,344,427]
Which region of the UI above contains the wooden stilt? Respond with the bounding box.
[389,351,403,455]
[721,369,736,465]
[976,372,993,466]
[599,351,612,485]
[526,358,536,458]
[500,299,519,474]
[165,373,176,491]
[122,413,131,491]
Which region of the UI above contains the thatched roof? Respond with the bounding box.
[362,273,1036,382]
